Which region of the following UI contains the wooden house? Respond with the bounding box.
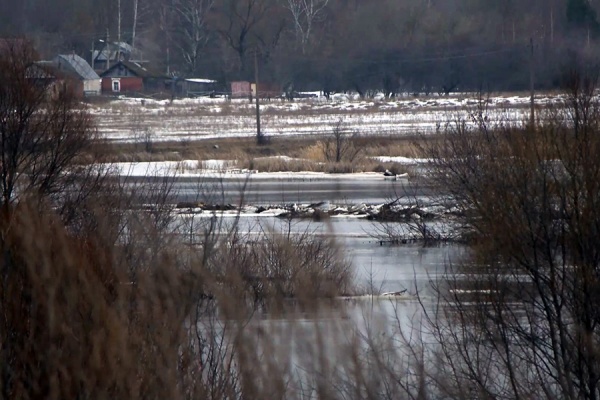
[100,61,170,95]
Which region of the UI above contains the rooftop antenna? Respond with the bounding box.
[529,37,535,129]
[118,0,122,45]
[106,28,110,70]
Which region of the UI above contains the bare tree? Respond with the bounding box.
[284,0,329,53]
[0,40,100,213]
[156,0,177,74]
[322,119,362,163]
[212,0,284,76]
[172,0,216,74]
[132,0,140,47]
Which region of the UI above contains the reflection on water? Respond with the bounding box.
[172,177,430,205]
[229,296,433,399]
[345,239,467,294]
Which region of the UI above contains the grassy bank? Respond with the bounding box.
[96,134,431,174]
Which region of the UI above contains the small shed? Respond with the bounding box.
[100,61,169,95]
[53,54,101,96]
[183,78,218,97]
[29,62,84,99]
[254,82,281,99]
[231,81,280,99]
[231,81,252,98]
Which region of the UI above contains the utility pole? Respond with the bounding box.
[166,47,170,75]
[529,37,535,129]
[550,4,554,44]
[254,50,263,145]
[588,24,591,47]
[118,0,122,44]
[91,40,95,70]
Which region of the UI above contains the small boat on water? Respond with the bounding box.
[382,170,409,181]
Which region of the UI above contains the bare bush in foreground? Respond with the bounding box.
[0,39,109,230]
[418,70,600,399]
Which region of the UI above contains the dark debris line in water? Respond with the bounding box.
[170,198,467,244]
[172,199,462,220]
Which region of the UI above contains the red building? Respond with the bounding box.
[101,75,143,93]
[230,81,281,99]
[100,61,169,95]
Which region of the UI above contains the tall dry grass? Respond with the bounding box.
[0,201,192,399]
[233,137,415,174]
[1,185,407,399]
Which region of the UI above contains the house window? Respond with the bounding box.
[112,79,120,92]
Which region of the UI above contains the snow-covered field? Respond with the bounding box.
[91,93,559,143]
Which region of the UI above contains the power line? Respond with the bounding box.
[133,42,523,69]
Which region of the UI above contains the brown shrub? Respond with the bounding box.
[0,202,193,399]
[418,71,600,399]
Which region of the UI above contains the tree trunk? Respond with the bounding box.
[132,0,139,48]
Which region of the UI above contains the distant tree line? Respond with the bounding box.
[2,0,600,94]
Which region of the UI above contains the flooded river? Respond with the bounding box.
[127,175,437,205]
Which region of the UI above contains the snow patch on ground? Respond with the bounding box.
[373,156,431,164]
[101,92,563,111]
[201,159,235,170]
[111,160,412,181]
[254,155,311,163]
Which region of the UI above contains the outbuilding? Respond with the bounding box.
[230,81,252,98]
[29,62,84,99]
[53,54,101,96]
[182,78,218,97]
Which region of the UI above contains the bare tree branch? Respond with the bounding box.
[171,0,216,74]
[284,0,329,53]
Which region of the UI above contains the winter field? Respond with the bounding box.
[91,92,557,143]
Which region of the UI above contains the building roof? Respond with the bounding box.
[54,54,100,81]
[100,61,167,79]
[93,41,145,63]
[33,61,78,80]
[186,78,217,84]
